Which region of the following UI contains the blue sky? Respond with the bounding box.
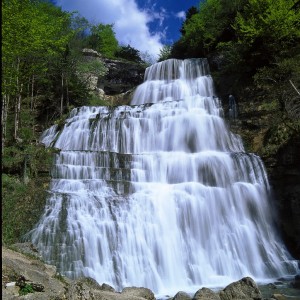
[54,0,200,60]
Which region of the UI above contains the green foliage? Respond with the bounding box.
[2,173,47,245]
[215,41,246,76]
[254,51,300,86]
[179,6,199,35]
[69,14,90,50]
[19,283,34,296]
[171,0,300,63]
[77,58,108,78]
[2,0,78,143]
[170,0,300,100]
[2,146,26,175]
[88,24,119,58]
[158,45,172,62]
[262,121,299,157]
[171,0,247,58]
[116,45,143,63]
[88,93,111,106]
[2,141,56,245]
[235,0,300,47]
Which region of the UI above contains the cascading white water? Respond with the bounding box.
[28,58,298,296]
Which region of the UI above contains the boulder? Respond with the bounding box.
[173,291,192,300]
[101,282,116,292]
[121,286,156,300]
[219,277,263,300]
[193,287,221,300]
[2,246,67,300]
[270,294,287,300]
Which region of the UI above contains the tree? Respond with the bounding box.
[69,14,91,52]
[116,45,143,63]
[179,6,199,35]
[88,24,119,58]
[158,45,172,62]
[171,0,247,58]
[2,0,74,142]
[234,0,300,59]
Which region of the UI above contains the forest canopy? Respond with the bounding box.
[1,0,147,146]
[167,0,300,99]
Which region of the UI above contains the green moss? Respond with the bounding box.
[19,283,34,296]
[259,100,279,112]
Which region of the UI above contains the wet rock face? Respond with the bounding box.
[270,136,300,258]
[220,87,300,260]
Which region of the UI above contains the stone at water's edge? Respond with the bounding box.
[2,246,276,300]
[173,291,192,300]
[193,287,221,300]
[121,287,156,300]
[218,277,262,300]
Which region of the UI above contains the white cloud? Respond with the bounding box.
[55,0,164,60]
[145,5,167,27]
[175,11,186,20]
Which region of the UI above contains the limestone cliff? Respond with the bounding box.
[81,48,145,105]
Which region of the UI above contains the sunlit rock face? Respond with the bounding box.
[81,48,145,97]
[28,58,299,296]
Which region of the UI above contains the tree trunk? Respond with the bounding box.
[60,72,64,116]
[14,84,23,140]
[31,74,35,111]
[1,94,9,145]
[66,77,69,109]
[14,58,22,140]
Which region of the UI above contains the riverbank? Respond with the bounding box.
[2,244,300,300]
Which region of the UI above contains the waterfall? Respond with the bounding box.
[28,58,298,296]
